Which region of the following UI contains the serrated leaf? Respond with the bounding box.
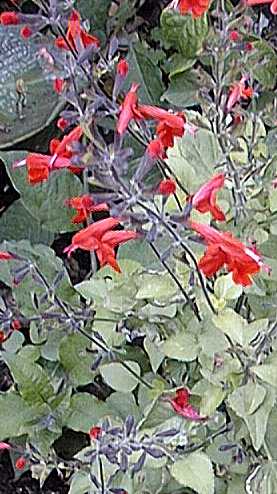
[170,452,214,494]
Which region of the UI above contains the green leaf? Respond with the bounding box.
[0,27,61,149]
[3,350,54,407]
[136,272,177,301]
[166,128,220,192]
[228,382,267,417]
[170,452,214,494]
[200,384,226,416]
[66,393,111,432]
[161,11,209,59]
[251,363,277,388]
[161,71,200,107]
[100,361,141,392]
[269,188,277,213]
[214,274,243,301]
[124,43,164,104]
[4,152,82,232]
[213,308,246,345]
[161,332,198,362]
[68,472,90,494]
[0,392,38,439]
[59,334,93,386]
[248,40,277,89]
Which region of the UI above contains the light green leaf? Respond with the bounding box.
[136,272,177,300]
[252,363,277,388]
[0,392,38,439]
[213,308,246,345]
[170,452,214,494]
[59,334,93,386]
[162,71,200,107]
[161,332,198,362]
[66,393,111,432]
[228,382,267,417]
[68,472,90,494]
[100,361,141,392]
[200,384,226,417]
[214,274,243,301]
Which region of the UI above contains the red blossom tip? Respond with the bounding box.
[0,12,20,25]
[117,58,129,77]
[158,179,177,196]
[15,457,27,470]
[20,25,32,39]
[89,426,102,439]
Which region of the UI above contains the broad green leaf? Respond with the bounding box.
[266,407,277,459]
[248,40,277,89]
[213,308,246,345]
[170,452,214,494]
[214,274,243,301]
[161,11,209,59]
[228,382,267,417]
[245,462,277,494]
[100,361,141,392]
[269,188,277,213]
[161,71,200,107]
[59,334,94,386]
[166,128,220,192]
[136,272,177,300]
[124,43,164,104]
[105,392,141,421]
[0,199,53,245]
[68,472,90,494]
[3,351,54,407]
[66,393,111,432]
[0,27,61,149]
[200,384,226,416]
[161,332,198,362]
[0,392,38,439]
[144,337,165,373]
[251,363,277,388]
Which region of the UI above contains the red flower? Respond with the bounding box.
[63,217,138,272]
[15,457,27,470]
[229,30,240,42]
[89,426,102,440]
[0,331,6,344]
[57,118,69,131]
[55,10,100,51]
[0,442,11,450]
[190,221,269,286]
[25,154,72,185]
[11,319,21,331]
[0,12,19,25]
[158,179,177,196]
[138,105,186,149]
[20,25,32,38]
[190,174,225,221]
[246,0,277,14]
[53,78,65,94]
[245,41,254,51]
[169,388,206,421]
[65,195,109,224]
[226,76,253,112]
[117,58,129,77]
[51,125,83,160]
[0,251,14,260]
[116,83,142,135]
[147,139,166,159]
[167,0,210,17]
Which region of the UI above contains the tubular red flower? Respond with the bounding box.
[190,221,268,286]
[169,388,206,421]
[65,195,109,224]
[20,25,32,38]
[116,83,142,135]
[63,217,138,272]
[158,179,177,196]
[89,426,102,440]
[190,174,225,221]
[147,139,166,159]
[15,457,27,470]
[55,9,100,51]
[226,76,253,112]
[0,251,14,260]
[168,0,210,17]
[53,78,65,94]
[25,154,72,185]
[117,58,129,77]
[0,12,20,25]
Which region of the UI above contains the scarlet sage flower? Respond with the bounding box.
[116,83,143,135]
[0,251,14,260]
[158,179,177,196]
[190,221,269,286]
[55,9,100,51]
[0,12,20,25]
[167,0,210,17]
[117,58,129,77]
[89,426,102,439]
[20,25,32,38]
[226,76,253,112]
[15,457,27,470]
[246,0,277,14]
[138,105,186,148]
[169,388,206,421]
[147,139,166,160]
[65,195,109,224]
[25,154,72,185]
[190,174,225,221]
[63,217,138,273]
